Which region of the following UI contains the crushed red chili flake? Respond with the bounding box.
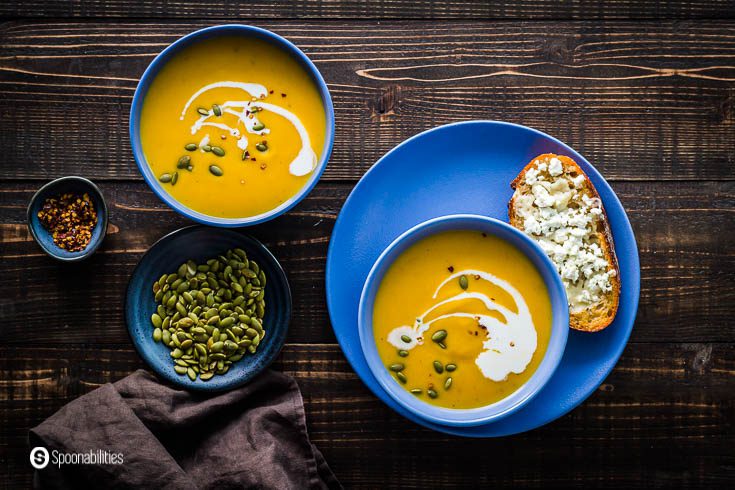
[37,192,97,252]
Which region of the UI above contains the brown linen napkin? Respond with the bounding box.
[29,369,340,489]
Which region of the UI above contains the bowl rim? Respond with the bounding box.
[26,175,109,262]
[357,214,570,427]
[123,225,293,391]
[129,24,335,227]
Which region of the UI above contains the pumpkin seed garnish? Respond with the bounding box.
[252,121,265,131]
[202,144,212,152]
[396,372,407,384]
[150,249,267,381]
[401,335,412,344]
[159,173,173,183]
[212,104,222,116]
[433,361,444,374]
[209,165,223,176]
[185,143,198,151]
[431,330,447,343]
[177,155,191,169]
[410,388,422,395]
[389,363,405,372]
[171,172,179,186]
[151,313,163,328]
[255,143,267,152]
[398,350,409,357]
[211,146,225,157]
[459,275,469,290]
[444,377,453,390]
[197,107,209,116]
[445,363,457,372]
[427,389,438,399]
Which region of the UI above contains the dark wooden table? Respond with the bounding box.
[1,1,734,488]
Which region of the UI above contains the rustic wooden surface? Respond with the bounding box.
[1,1,734,488]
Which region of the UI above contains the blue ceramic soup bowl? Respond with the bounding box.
[129,24,335,227]
[358,214,569,427]
[27,176,108,262]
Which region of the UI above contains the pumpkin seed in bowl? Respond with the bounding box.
[150,247,267,381]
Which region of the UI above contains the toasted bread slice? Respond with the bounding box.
[509,154,620,332]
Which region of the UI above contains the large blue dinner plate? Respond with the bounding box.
[326,121,640,436]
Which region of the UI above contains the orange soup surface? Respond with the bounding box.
[140,35,326,218]
[373,230,552,409]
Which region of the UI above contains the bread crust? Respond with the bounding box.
[509,154,620,332]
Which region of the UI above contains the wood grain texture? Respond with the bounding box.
[1,7,734,489]
[1,343,733,488]
[1,180,733,344]
[0,21,734,181]
[2,0,734,20]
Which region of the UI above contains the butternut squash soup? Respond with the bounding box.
[373,230,552,409]
[140,35,326,218]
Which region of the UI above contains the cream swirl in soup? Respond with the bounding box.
[387,269,538,382]
[180,81,317,177]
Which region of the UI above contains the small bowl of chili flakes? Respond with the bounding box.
[27,176,108,262]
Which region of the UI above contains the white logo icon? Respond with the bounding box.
[30,447,49,469]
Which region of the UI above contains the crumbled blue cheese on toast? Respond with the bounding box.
[512,156,616,313]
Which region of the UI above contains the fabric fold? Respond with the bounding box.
[30,369,340,489]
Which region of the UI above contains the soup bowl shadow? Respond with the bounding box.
[129,24,335,227]
[358,214,569,427]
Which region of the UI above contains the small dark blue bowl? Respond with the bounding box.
[27,176,108,262]
[125,226,292,391]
